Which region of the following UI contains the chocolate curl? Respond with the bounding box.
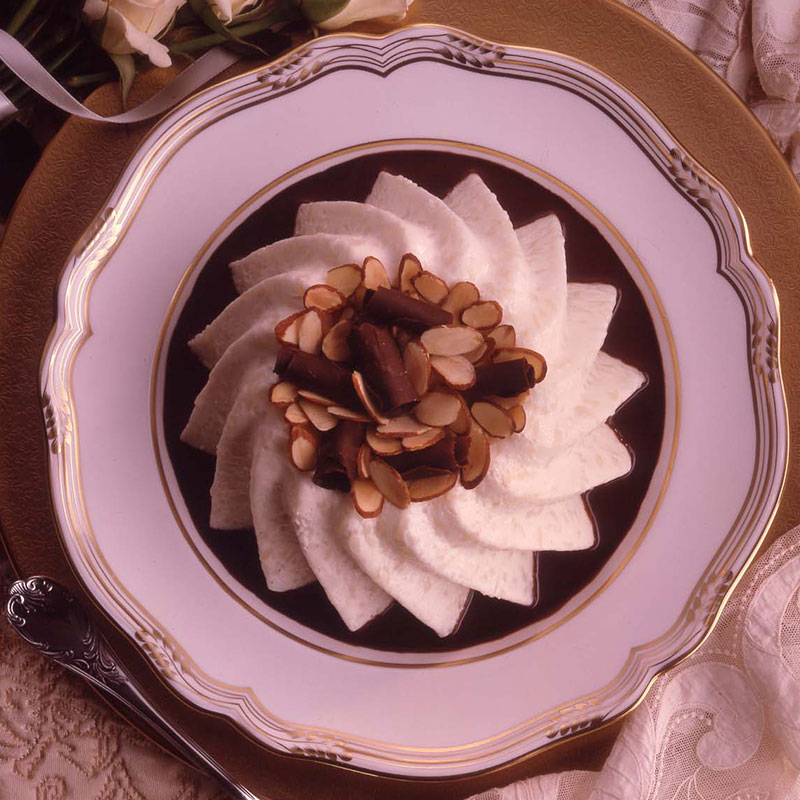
[349,322,418,413]
[385,434,460,474]
[274,346,360,408]
[363,287,453,332]
[313,421,364,493]
[470,359,535,398]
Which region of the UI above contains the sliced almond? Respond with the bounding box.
[298,399,338,432]
[430,355,476,390]
[408,471,459,502]
[509,404,526,433]
[471,401,514,439]
[357,444,371,479]
[420,325,484,356]
[487,391,530,410]
[404,341,431,396]
[488,324,516,350]
[326,264,362,297]
[398,253,422,293]
[352,371,389,424]
[274,310,306,345]
[289,425,318,472]
[269,381,297,408]
[465,339,490,364]
[461,300,503,330]
[284,402,309,425]
[461,420,490,489]
[375,415,432,439]
[304,284,346,313]
[366,428,403,455]
[321,319,351,362]
[448,394,471,435]
[350,284,368,309]
[328,406,372,423]
[297,388,338,406]
[369,459,411,509]
[362,256,391,290]
[402,427,446,451]
[298,310,323,354]
[442,281,480,316]
[493,347,547,382]
[413,271,449,304]
[352,478,384,518]
[413,391,461,427]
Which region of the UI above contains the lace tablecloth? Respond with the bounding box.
[1,1,798,798]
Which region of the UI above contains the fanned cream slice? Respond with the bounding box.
[182,170,650,637]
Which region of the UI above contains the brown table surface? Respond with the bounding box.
[1,1,799,797]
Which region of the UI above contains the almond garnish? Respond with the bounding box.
[408,471,458,501]
[274,310,305,346]
[413,271,449,304]
[357,444,371,479]
[298,399,338,432]
[269,381,297,408]
[284,402,309,425]
[462,300,503,330]
[352,371,389,424]
[442,281,480,316]
[362,256,391,290]
[493,347,547,382]
[321,319,351,362]
[448,394,471,435]
[465,339,492,364]
[398,253,422,293]
[471,401,514,439]
[366,428,403,455]
[289,425,318,471]
[352,478,384,518]
[461,419,490,489]
[430,354,476,390]
[369,458,411,509]
[375,415,432,438]
[420,325,484,356]
[404,341,431,396]
[509,405,526,433]
[298,310,323,354]
[297,388,339,406]
[327,406,372,423]
[487,391,530,409]
[326,264,362,297]
[488,324,516,350]
[413,391,462,427]
[402,427,446,451]
[304,284,346,312]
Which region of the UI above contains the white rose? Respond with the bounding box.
[300,0,413,30]
[82,0,186,68]
[208,0,258,24]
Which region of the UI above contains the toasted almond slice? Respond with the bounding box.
[420,325,484,356]
[304,284,346,312]
[408,471,459,502]
[448,394,471,435]
[284,402,309,425]
[366,428,403,455]
[398,253,422,293]
[375,415,432,438]
[465,339,489,364]
[442,281,480,315]
[298,310,323,354]
[274,310,306,345]
[509,404,526,433]
[297,388,338,406]
[352,478,384,518]
[461,420,490,489]
[404,341,431,396]
[461,300,503,330]
[298,399,338,432]
[413,271,449,304]
[402,427,446,451]
[357,444,371,479]
[487,391,530,409]
[488,324,516,350]
[350,285,368,309]
[413,391,461,427]
[430,355,476,390]
[326,264,362,297]
[369,459,411,509]
[321,319,351,362]
[328,406,372,423]
[352,371,389,424]
[269,381,297,408]
[289,425,318,471]
[362,256,391,290]
[471,401,514,439]
[493,347,547,382]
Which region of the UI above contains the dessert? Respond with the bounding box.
[180,171,646,638]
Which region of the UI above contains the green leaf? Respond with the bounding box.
[297,0,349,24]
[6,0,40,37]
[188,0,265,54]
[109,52,135,110]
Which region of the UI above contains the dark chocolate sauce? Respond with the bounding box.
[163,151,665,653]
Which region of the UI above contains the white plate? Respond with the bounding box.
[41,26,787,777]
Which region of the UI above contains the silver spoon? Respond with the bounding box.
[6,576,261,800]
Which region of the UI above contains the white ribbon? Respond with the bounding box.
[0,29,240,124]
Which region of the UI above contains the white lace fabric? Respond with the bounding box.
[1,2,799,798]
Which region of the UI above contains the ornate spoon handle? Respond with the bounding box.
[6,576,261,800]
